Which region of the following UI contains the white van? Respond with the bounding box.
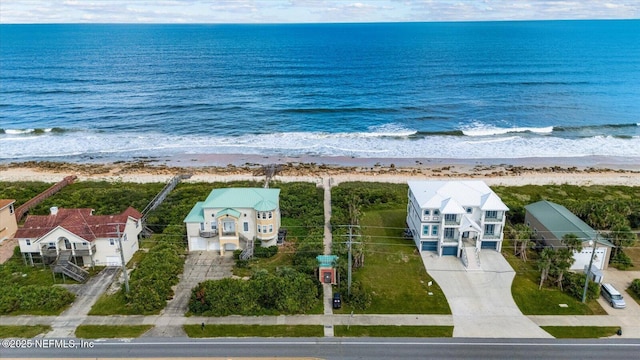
[601,283,626,309]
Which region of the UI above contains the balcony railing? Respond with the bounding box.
[74,243,96,256]
[41,246,58,258]
[444,219,461,226]
[484,216,503,223]
[483,233,501,239]
[200,230,218,238]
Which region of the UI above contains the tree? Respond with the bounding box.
[513,224,533,262]
[538,248,554,290]
[551,248,574,291]
[562,233,582,254]
[606,224,635,261]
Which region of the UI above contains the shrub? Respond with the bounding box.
[561,272,599,301]
[0,285,75,314]
[610,251,633,270]
[254,244,278,259]
[631,279,640,297]
[343,280,372,310]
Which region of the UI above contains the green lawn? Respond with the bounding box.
[541,326,620,338]
[626,284,640,305]
[344,209,450,315]
[334,325,453,337]
[505,251,606,315]
[0,325,51,338]
[75,325,153,339]
[184,325,323,337]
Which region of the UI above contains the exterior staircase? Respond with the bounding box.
[51,250,89,282]
[462,246,482,271]
[239,235,254,260]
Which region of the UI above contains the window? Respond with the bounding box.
[123,234,128,242]
[9,204,14,214]
[269,225,273,233]
[262,212,267,219]
[433,210,440,216]
[200,223,205,231]
[211,222,217,230]
[243,222,249,232]
[466,207,473,214]
[136,220,139,228]
[109,239,115,246]
[444,228,455,239]
[26,239,31,246]
[258,226,261,233]
[268,211,272,219]
[422,225,429,236]
[486,211,498,219]
[423,209,430,216]
[431,225,439,236]
[444,214,456,222]
[485,224,495,235]
[262,225,267,233]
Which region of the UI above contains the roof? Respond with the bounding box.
[0,199,16,210]
[185,188,280,223]
[408,181,508,212]
[316,255,338,267]
[216,208,241,218]
[204,188,279,210]
[14,207,142,242]
[525,201,599,242]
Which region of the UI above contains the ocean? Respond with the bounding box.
[1,21,639,164]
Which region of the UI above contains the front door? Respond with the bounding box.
[323,271,332,284]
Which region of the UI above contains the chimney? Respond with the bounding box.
[50,207,59,215]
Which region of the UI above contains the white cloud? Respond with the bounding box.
[0,0,638,23]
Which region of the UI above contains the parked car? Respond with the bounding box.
[332,292,342,309]
[601,283,626,309]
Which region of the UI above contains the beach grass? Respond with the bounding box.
[541,326,620,338]
[75,325,153,339]
[183,324,323,338]
[334,325,453,337]
[0,325,51,338]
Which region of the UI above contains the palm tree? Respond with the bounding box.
[514,224,533,262]
[538,248,554,290]
[553,248,574,291]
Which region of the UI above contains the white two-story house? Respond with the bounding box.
[407,181,508,259]
[184,188,280,255]
[15,206,142,267]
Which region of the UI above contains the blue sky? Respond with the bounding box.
[1,1,638,23]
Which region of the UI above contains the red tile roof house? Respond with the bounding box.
[15,206,142,268]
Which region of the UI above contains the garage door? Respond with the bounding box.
[190,237,207,251]
[442,246,458,256]
[421,241,437,252]
[106,256,121,266]
[572,248,607,270]
[481,241,498,250]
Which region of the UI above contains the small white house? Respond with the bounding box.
[14,207,142,267]
[184,188,280,255]
[407,181,509,258]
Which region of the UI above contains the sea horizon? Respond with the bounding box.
[1,21,639,165]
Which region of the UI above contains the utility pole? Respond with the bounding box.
[344,224,361,297]
[116,224,130,293]
[582,233,599,303]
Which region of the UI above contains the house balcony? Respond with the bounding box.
[200,230,218,238]
[73,243,96,256]
[484,216,504,223]
[442,237,458,243]
[483,233,501,240]
[40,244,58,258]
[444,219,461,226]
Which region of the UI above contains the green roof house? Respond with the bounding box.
[184,188,281,255]
[524,200,613,270]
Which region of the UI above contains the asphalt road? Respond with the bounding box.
[2,338,639,359]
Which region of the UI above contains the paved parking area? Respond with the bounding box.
[422,250,552,338]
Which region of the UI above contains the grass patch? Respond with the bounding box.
[75,325,153,339]
[541,326,621,338]
[505,251,606,315]
[88,290,160,316]
[626,285,640,305]
[334,325,453,337]
[184,324,323,338]
[0,325,51,338]
[232,244,295,278]
[345,208,450,314]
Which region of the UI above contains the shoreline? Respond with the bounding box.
[1,156,639,187]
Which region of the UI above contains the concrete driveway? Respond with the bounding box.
[422,250,552,338]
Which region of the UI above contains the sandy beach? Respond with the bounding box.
[1,155,639,187]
